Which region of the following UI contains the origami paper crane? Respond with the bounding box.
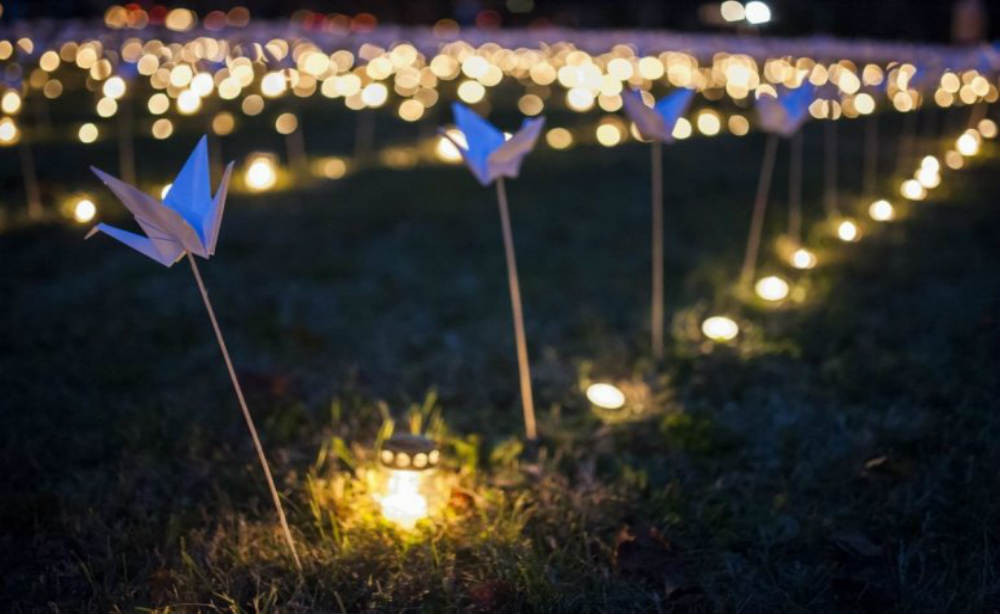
[755,84,816,138]
[443,102,545,186]
[86,135,234,266]
[621,87,695,143]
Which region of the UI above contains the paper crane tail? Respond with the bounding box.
[87,223,185,267]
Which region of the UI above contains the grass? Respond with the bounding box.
[3,103,1000,612]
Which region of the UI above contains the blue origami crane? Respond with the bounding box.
[86,136,234,267]
[756,84,816,137]
[621,87,695,143]
[442,102,545,186]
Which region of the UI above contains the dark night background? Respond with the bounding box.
[1,1,998,43]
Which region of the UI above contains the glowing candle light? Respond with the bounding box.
[376,434,440,530]
[701,315,739,341]
[754,275,790,302]
[244,154,278,191]
[435,128,466,163]
[586,383,626,410]
[73,198,96,223]
[790,247,817,270]
[837,219,860,242]
[868,199,895,221]
[956,130,980,156]
[900,178,926,201]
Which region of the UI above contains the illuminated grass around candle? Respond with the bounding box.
[791,247,817,269]
[581,376,654,423]
[376,434,440,530]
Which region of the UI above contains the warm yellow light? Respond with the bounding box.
[868,199,894,221]
[916,166,940,189]
[78,122,98,143]
[245,155,278,191]
[791,247,817,270]
[672,117,692,140]
[744,0,771,24]
[566,87,595,112]
[102,76,126,99]
[379,470,428,530]
[956,130,980,156]
[728,114,750,136]
[435,129,466,163]
[701,316,739,342]
[754,275,790,302]
[720,0,745,22]
[517,93,544,116]
[96,97,117,118]
[73,198,96,223]
[151,118,173,140]
[1,90,22,114]
[176,89,201,115]
[837,219,860,242]
[147,93,169,115]
[854,92,875,114]
[546,127,573,150]
[945,149,964,170]
[361,82,389,107]
[0,117,19,144]
[978,118,998,139]
[901,178,926,201]
[212,111,235,136]
[696,110,721,136]
[398,99,425,122]
[260,71,287,98]
[160,183,172,199]
[920,155,940,174]
[274,112,298,134]
[596,123,622,147]
[586,383,626,410]
[313,156,348,179]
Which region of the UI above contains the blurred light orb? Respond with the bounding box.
[275,112,298,134]
[702,316,739,342]
[956,131,980,156]
[900,178,926,201]
[696,110,721,136]
[945,149,964,170]
[176,89,201,115]
[837,219,860,242]
[596,123,622,147]
[744,1,771,24]
[720,0,745,22]
[245,155,278,191]
[73,198,96,223]
[916,166,940,189]
[754,275,790,302]
[1,90,22,114]
[78,122,98,143]
[0,117,19,144]
[791,247,817,270]
[920,155,940,174]
[978,118,998,139]
[436,129,466,163]
[672,117,692,140]
[212,112,235,136]
[160,183,172,199]
[102,76,126,99]
[586,383,626,410]
[361,83,389,107]
[868,199,895,221]
[546,127,573,150]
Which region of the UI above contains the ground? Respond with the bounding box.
[2,103,1000,612]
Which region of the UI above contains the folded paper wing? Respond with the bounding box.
[622,88,695,143]
[87,135,234,266]
[445,102,544,186]
[485,116,545,183]
[756,85,815,137]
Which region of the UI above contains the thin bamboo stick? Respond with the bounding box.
[495,178,537,441]
[739,134,779,290]
[650,141,664,361]
[186,253,303,571]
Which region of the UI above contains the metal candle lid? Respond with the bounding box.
[379,434,440,471]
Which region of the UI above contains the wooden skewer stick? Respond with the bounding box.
[739,133,779,291]
[788,131,803,243]
[495,178,537,441]
[650,141,665,361]
[823,120,839,217]
[186,253,303,571]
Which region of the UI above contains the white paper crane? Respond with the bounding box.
[443,102,545,186]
